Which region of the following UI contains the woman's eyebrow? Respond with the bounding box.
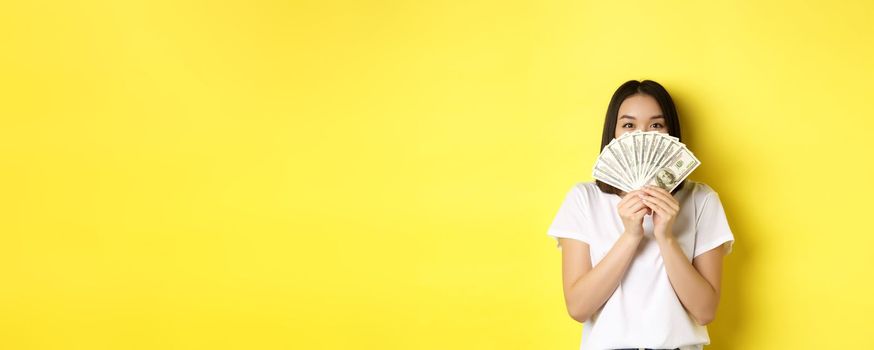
[619,115,665,120]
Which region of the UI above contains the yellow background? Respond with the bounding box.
[1,1,872,349]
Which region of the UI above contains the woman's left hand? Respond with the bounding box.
[640,185,680,241]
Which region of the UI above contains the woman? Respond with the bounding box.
[547,80,735,350]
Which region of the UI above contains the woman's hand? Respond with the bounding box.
[640,185,680,241]
[618,189,651,239]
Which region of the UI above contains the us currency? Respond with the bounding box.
[592,130,700,193]
[643,146,700,192]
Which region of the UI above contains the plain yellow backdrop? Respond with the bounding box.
[1,0,872,349]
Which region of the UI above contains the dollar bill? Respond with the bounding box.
[591,130,700,193]
[644,146,701,192]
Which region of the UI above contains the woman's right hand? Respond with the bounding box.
[618,189,651,238]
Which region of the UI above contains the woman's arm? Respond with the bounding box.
[558,231,643,323]
[559,188,650,323]
[657,237,729,325]
[639,185,728,325]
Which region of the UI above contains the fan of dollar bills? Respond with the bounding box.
[592,130,700,193]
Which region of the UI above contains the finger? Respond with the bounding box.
[650,186,679,209]
[641,193,674,214]
[619,189,642,203]
[625,199,647,214]
[632,206,650,218]
[642,185,674,203]
[619,190,644,210]
[624,198,649,217]
[638,205,652,216]
[642,186,679,211]
[641,195,671,217]
[642,184,671,196]
[618,193,631,207]
[635,196,654,213]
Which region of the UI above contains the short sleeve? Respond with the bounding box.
[693,191,735,258]
[546,184,593,249]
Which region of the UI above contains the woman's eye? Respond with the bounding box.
[652,123,664,128]
[623,123,634,128]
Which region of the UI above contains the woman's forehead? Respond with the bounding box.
[618,94,662,115]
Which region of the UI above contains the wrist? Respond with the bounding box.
[621,230,645,242]
[655,232,676,244]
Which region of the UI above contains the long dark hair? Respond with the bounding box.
[595,79,687,197]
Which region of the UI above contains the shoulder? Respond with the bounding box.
[682,180,723,207]
[568,181,599,198]
[688,180,721,195]
[563,181,615,207]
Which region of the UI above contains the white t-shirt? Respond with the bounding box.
[547,179,735,350]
